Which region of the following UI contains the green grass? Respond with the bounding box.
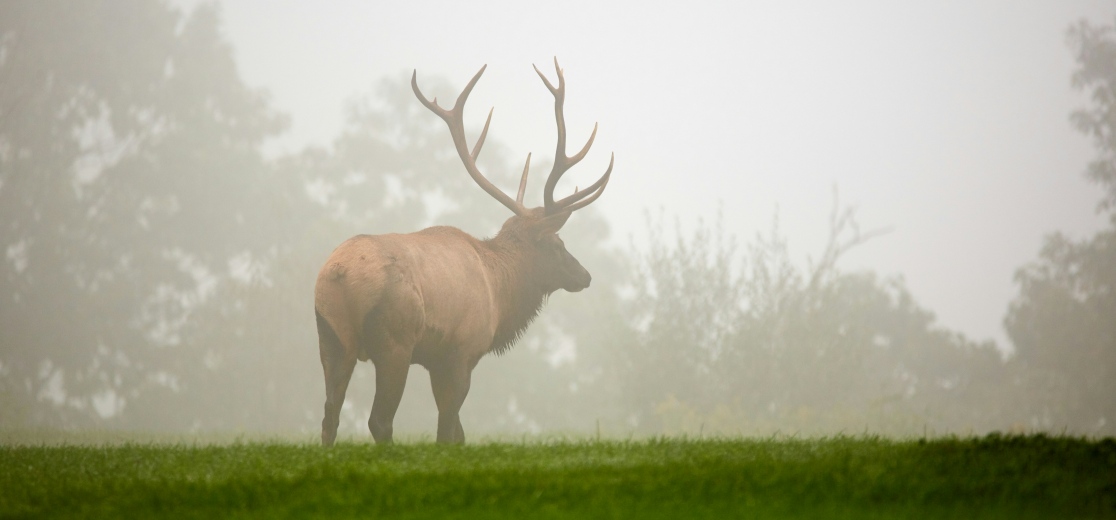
[1,434,1113,519]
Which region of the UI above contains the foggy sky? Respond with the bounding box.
[178,0,1114,349]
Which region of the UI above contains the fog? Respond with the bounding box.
[210,0,1114,348]
[1,1,1114,439]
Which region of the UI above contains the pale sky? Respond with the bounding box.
[186,0,1115,349]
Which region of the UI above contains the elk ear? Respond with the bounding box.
[529,211,571,240]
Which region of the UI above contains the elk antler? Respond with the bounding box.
[412,65,531,217]
[412,60,613,218]
[535,58,614,216]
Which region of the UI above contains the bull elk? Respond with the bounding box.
[314,59,614,445]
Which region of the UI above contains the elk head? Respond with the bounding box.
[411,58,613,295]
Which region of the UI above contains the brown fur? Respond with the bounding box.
[318,60,612,446]
[315,210,589,445]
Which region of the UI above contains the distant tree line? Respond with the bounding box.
[0,1,1111,437]
[999,18,1116,435]
[615,204,1008,436]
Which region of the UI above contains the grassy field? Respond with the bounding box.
[1,434,1113,519]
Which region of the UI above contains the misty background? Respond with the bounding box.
[1,0,1114,438]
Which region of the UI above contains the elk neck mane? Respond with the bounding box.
[479,221,552,356]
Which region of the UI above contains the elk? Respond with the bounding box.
[314,59,614,445]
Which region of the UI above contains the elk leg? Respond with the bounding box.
[368,347,410,444]
[430,363,471,444]
[319,329,356,447]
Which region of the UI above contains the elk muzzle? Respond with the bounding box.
[563,261,592,292]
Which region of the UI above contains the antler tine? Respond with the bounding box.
[533,57,561,94]
[412,66,530,217]
[553,153,614,212]
[516,153,532,204]
[471,108,492,160]
[410,70,439,113]
[567,122,598,165]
